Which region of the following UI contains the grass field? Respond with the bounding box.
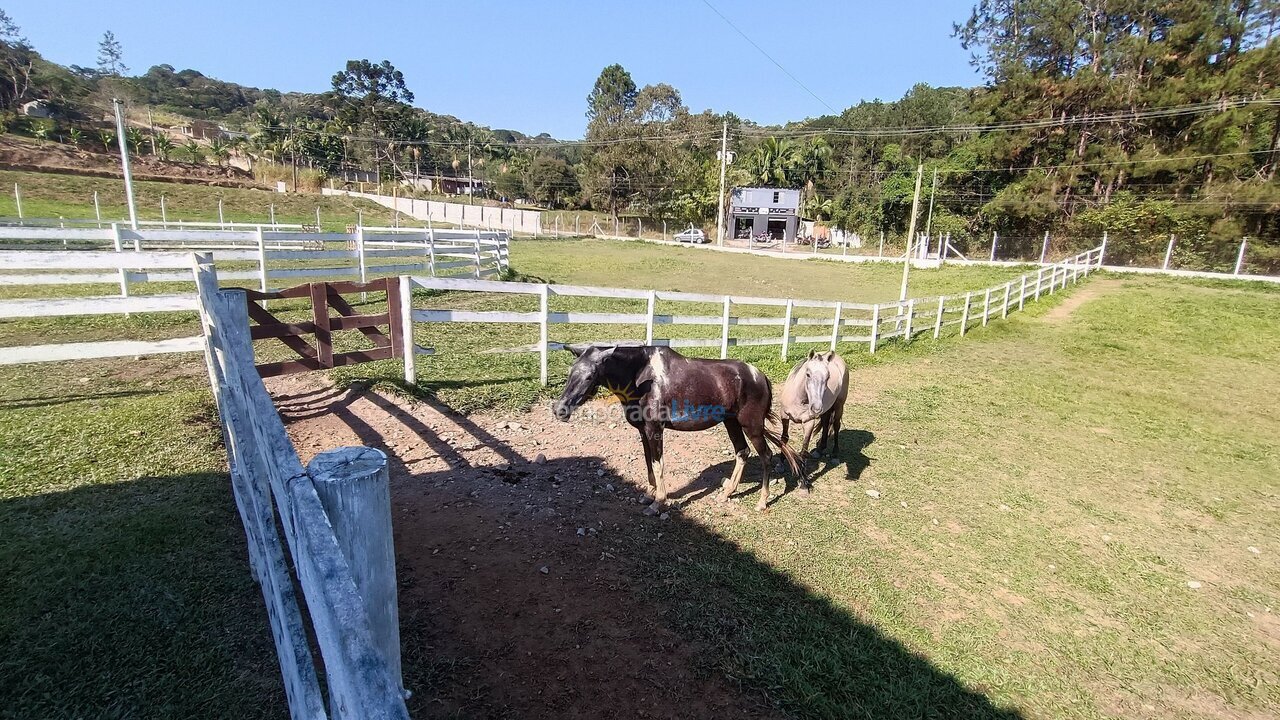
[0,169,408,230]
[1,236,1277,718]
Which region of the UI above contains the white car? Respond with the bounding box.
[673,227,709,244]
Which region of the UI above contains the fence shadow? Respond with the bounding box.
[0,473,286,718]
[328,411,1025,719]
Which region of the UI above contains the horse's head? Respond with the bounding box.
[802,349,833,416]
[553,345,616,421]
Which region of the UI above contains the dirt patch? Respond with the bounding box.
[266,375,783,719]
[1041,278,1122,323]
[0,135,261,189]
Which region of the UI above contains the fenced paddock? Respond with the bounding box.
[398,246,1104,386]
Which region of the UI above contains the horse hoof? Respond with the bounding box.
[797,486,811,497]
[643,502,662,516]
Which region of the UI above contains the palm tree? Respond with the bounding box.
[794,138,832,209]
[745,137,798,187]
[181,140,203,164]
[126,127,147,156]
[153,135,174,161]
[209,137,230,167]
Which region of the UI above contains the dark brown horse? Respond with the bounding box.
[553,345,804,513]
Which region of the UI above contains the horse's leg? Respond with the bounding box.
[800,418,819,461]
[815,410,832,457]
[719,419,750,501]
[642,423,666,516]
[774,417,791,474]
[830,404,844,456]
[745,427,773,511]
[638,427,655,494]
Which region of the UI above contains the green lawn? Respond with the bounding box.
[0,169,409,230]
[0,235,1276,718]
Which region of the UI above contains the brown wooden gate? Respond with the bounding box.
[243,278,404,378]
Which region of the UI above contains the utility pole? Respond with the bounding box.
[112,99,139,230]
[923,167,938,243]
[899,164,924,304]
[716,121,728,246]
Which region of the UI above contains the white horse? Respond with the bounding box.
[778,350,850,472]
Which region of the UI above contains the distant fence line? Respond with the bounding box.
[0,224,507,294]
[397,245,1106,387]
[323,188,542,236]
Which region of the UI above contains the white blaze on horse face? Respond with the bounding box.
[804,358,830,415]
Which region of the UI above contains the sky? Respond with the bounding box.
[9,0,984,138]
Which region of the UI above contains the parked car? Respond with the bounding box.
[674,227,709,244]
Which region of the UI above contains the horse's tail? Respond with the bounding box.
[764,408,804,480]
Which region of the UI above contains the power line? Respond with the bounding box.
[698,0,837,115]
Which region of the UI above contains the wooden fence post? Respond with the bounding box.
[426,224,436,277]
[901,299,913,343]
[356,226,368,302]
[473,230,483,279]
[539,284,549,386]
[1034,268,1044,300]
[111,223,130,303]
[830,301,842,350]
[869,304,880,353]
[306,446,405,700]
[399,276,416,384]
[720,296,731,359]
[256,226,268,297]
[933,296,945,339]
[781,299,793,360]
[1235,237,1248,275]
[1039,230,1050,264]
[982,288,991,326]
[1018,275,1027,311]
[959,292,971,336]
[1002,282,1011,318]
[1163,234,1175,271]
[645,290,656,344]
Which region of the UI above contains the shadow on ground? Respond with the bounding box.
[296,386,1024,720]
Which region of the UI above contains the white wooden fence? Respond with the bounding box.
[399,246,1106,386]
[0,225,508,298]
[195,278,409,719]
[0,250,212,365]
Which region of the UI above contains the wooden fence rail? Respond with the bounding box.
[196,280,409,720]
[398,245,1105,386]
[0,225,508,296]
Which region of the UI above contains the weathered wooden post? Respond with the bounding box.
[356,226,368,301]
[14,183,23,220]
[1235,237,1248,275]
[425,220,436,276]
[989,231,997,261]
[473,229,483,279]
[1018,275,1027,311]
[933,296,945,339]
[1039,230,1050,264]
[720,296,731,359]
[1163,234,1175,270]
[306,446,405,700]
[959,292,971,336]
[94,191,102,227]
[904,299,915,342]
[112,222,130,305]
[1001,282,1011,318]
[161,194,168,228]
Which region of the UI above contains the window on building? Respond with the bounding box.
[773,191,781,204]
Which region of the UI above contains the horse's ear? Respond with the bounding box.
[565,344,586,357]
[808,348,817,359]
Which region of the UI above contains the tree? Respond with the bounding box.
[97,31,126,76]
[526,155,577,208]
[0,10,34,110]
[125,127,146,155]
[97,129,115,152]
[209,136,230,166]
[745,137,799,187]
[153,134,174,161]
[181,139,203,164]
[586,64,637,126]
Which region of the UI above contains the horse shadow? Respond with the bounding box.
[674,428,876,507]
